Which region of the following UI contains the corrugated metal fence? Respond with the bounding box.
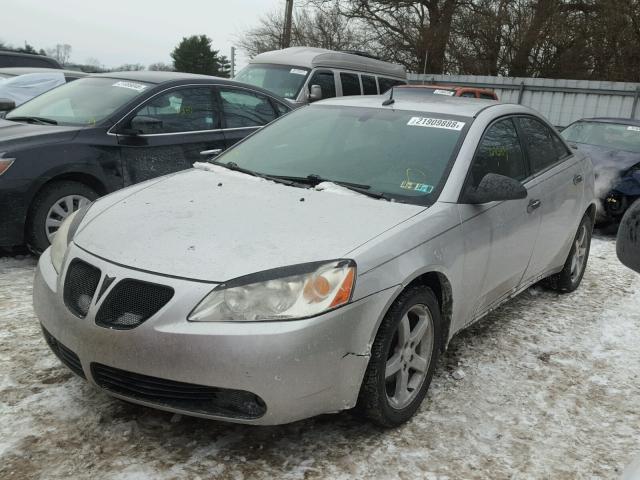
[408,74,640,127]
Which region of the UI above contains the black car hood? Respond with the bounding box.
[0,118,81,148]
[576,143,640,172]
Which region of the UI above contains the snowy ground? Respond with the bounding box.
[1,237,639,480]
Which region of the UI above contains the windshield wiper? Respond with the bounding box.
[271,173,393,201]
[210,161,305,187]
[7,116,58,125]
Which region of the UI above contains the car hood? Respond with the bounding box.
[0,118,80,148]
[75,167,426,282]
[575,143,640,172]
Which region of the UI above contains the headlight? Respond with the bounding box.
[50,204,92,273]
[189,259,356,322]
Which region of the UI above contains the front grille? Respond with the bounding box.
[91,363,266,419]
[95,280,174,330]
[63,259,101,318]
[41,326,85,379]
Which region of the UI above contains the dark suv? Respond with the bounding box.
[0,71,292,251]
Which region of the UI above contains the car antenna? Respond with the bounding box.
[382,88,395,106]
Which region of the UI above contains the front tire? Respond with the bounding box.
[544,213,593,293]
[356,285,441,427]
[26,181,97,254]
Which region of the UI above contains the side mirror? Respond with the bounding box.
[617,199,640,273]
[309,84,322,102]
[123,115,163,135]
[463,173,527,204]
[0,98,16,113]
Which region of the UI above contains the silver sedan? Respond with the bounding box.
[33,94,596,426]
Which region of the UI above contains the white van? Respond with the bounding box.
[234,47,407,106]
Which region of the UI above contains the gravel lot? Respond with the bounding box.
[1,236,639,480]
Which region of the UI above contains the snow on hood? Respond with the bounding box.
[75,167,425,282]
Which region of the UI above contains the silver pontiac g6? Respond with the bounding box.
[33,94,596,427]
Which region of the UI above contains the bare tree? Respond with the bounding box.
[237,3,369,58]
[46,44,72,66]
[148,62,174,71]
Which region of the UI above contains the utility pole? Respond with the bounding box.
[282,0,294,49]
[230,46,236,77]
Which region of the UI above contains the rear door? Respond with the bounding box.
[217,86,279,148]
[517,116,583,282]
[117,85,224,185]
[459,117,541,316]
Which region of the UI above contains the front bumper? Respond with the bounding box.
[33,245,396,425]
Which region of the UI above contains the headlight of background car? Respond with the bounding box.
[189,259,356,321]
[50,204,92,273]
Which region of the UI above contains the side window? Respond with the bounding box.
[219,88,277,128]
[518,117,562,173]
[460,92,476,98]
[340,72,361,96]
[273,101,290,116]
[134,87,217,134]
[551,132,571,159]
[468,118,528,188]
[377,77,395,94]
[361,75,378,95]
[308,70,336,100]
[480,93,496,100]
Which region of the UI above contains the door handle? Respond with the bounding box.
[527,199,541,213]
[573,174,583,185]
[200,149,223,157]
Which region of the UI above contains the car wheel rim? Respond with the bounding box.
[570,224,588,283]
[385,304,434,410]
[45,195,91,243]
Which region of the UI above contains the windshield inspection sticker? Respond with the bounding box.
[290,68,307,75]
[407,117,465,131]
[112,81,148,92]
[627,126,640,132]
[433,89,455,96]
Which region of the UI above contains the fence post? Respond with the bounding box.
[631,87,640,119]
[517,81,526,104]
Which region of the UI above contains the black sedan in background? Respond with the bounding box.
[0,71,292,252]
[561,117,640,223]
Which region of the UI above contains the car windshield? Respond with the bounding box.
[6,77,151,126]
[561,121,640,154]
[216,105,469,204]
[234,64,309,100]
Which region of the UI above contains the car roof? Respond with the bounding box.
[315,94,501,118]
[0,67,87,77]
[397,84,495,93]
[575,117,640,126]
[249,47,406,79]
[86,71,292,105]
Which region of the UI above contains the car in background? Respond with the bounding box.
[33,94,595,427]
[0,51,61,69]
[394,84,498,100]
[0,72,67,113]
[234,47,406,105]
[561,117,640,222]
[0,67,87,81]
[0,71,292,252]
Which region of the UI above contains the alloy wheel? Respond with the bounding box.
[570,224,588,283]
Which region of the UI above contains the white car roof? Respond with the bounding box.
[250,47,406,79]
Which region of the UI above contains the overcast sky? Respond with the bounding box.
[2,0,280,70]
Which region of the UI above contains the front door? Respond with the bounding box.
[117,85,225,185]
[458,117,541,318]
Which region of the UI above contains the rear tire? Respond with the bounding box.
[543,213,592,293]
[26,181,98,254]
[355,285,441,427]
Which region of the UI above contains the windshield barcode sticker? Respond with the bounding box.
[627,126,640,132]
[407,117,465,130]
[433,89,455,96]
[290,68,307,75]
[112,81,147,92]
